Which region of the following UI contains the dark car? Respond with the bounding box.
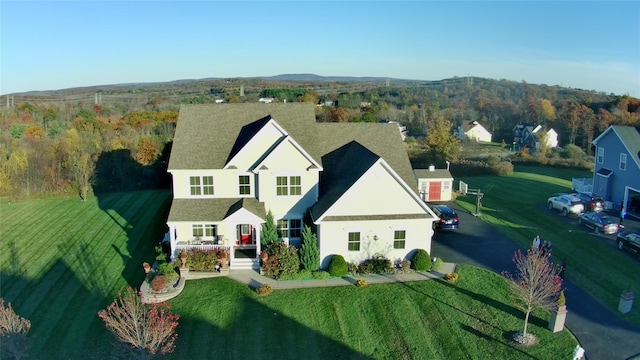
[617,232,640,255]
[577,212,619,234]
[574,192,605,212]
[431,205,459,230]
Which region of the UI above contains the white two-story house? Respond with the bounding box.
[166,103,437,270]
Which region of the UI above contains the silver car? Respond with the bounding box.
[548,194,584,216]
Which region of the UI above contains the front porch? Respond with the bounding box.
[174,241,260,270]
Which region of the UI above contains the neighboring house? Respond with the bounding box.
[414,167,454,202]
[166,103,437,270]
[592,125,640,215]
[455,121,492,142]
[519,124,558,149]
[379,119,408,141]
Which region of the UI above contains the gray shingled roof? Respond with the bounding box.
[168,103,319,170]
[612,125,640,169]
[414,169,453,180]
[168,103,421,221]
[168,198,266,222]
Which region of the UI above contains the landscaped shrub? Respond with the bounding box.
[432,257,444,272]
[444,272,459,283]
[355,278,367,287]
[412,249,432,271]
[357,254,392,274]
[151,275,167,292]
[395,259,413,274]
[328,255,348,277]
[312,270,330,280]
[187,249,221,271]
[278,269,312,281]
[300,225,320,271]
[157,262,179,283]
[347,262,358,275]
[256,283,273,296]
[261,242,301,279]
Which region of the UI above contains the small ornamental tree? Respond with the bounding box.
[261,211,278,247]
[300,225,320,271]
[98,288,179,359]
[502,249,563,344]
[0,298,31,360]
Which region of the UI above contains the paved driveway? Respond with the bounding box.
[430,203,640,360]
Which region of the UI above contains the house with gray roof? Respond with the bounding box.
[166,103,437,270]
[592,125,640,218]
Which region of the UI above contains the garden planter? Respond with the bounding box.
[618,291,634,314]
[548,305,567,333]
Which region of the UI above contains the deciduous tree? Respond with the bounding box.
[0,298,31,360]
[98,288,179,359]
[502,249,563,344]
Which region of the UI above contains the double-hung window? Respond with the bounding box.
[276,219,302,238]
[620,153,627,171]
[348,232,361,251]
[597,147,604,164]
[276,175,302,196]
[202,176,214,195]
[190,176,201,195]
[190,176,214,196]
[238,175,251,195]
[393,230,406,249]
[276,176,288,196]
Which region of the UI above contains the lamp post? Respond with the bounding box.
[513,141,516,152]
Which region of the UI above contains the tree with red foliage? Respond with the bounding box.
[502,249,563,345]
[98,288,179,359]
[0,298,31,360]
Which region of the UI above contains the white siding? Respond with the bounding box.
[323,162,427,217]
[226,122,285,170]
[170,169,256,198]
[317,219,433,269]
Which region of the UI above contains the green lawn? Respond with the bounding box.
[456,165,640,326]
[0,189,578,359]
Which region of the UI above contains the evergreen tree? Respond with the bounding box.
[261,211,278,247]
[300,225,320,271]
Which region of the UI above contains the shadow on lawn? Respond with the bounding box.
[171,278,373,360]
[90,147,174,289]
[0,260,115,359]
[397,278,546,354]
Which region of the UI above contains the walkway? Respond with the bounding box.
[227,262,457,290]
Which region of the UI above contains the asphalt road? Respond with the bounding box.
[430,203,640,360]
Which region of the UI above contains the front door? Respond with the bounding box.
[238,224,253,245]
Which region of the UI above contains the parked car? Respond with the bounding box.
[577,212,619,234]
[616,232,640,255]
[574,192,605,212]
[547,194,584,216]
[431,205,459,230]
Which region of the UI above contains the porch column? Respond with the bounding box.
[168,224,177,261]
[255,224,261,259]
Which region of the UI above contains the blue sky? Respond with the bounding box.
[2,1,639,96]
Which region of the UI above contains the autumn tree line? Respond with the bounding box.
[0,102,176,199]
[1,77,639,199]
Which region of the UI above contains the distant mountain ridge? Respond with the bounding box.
[8,74,433,96]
